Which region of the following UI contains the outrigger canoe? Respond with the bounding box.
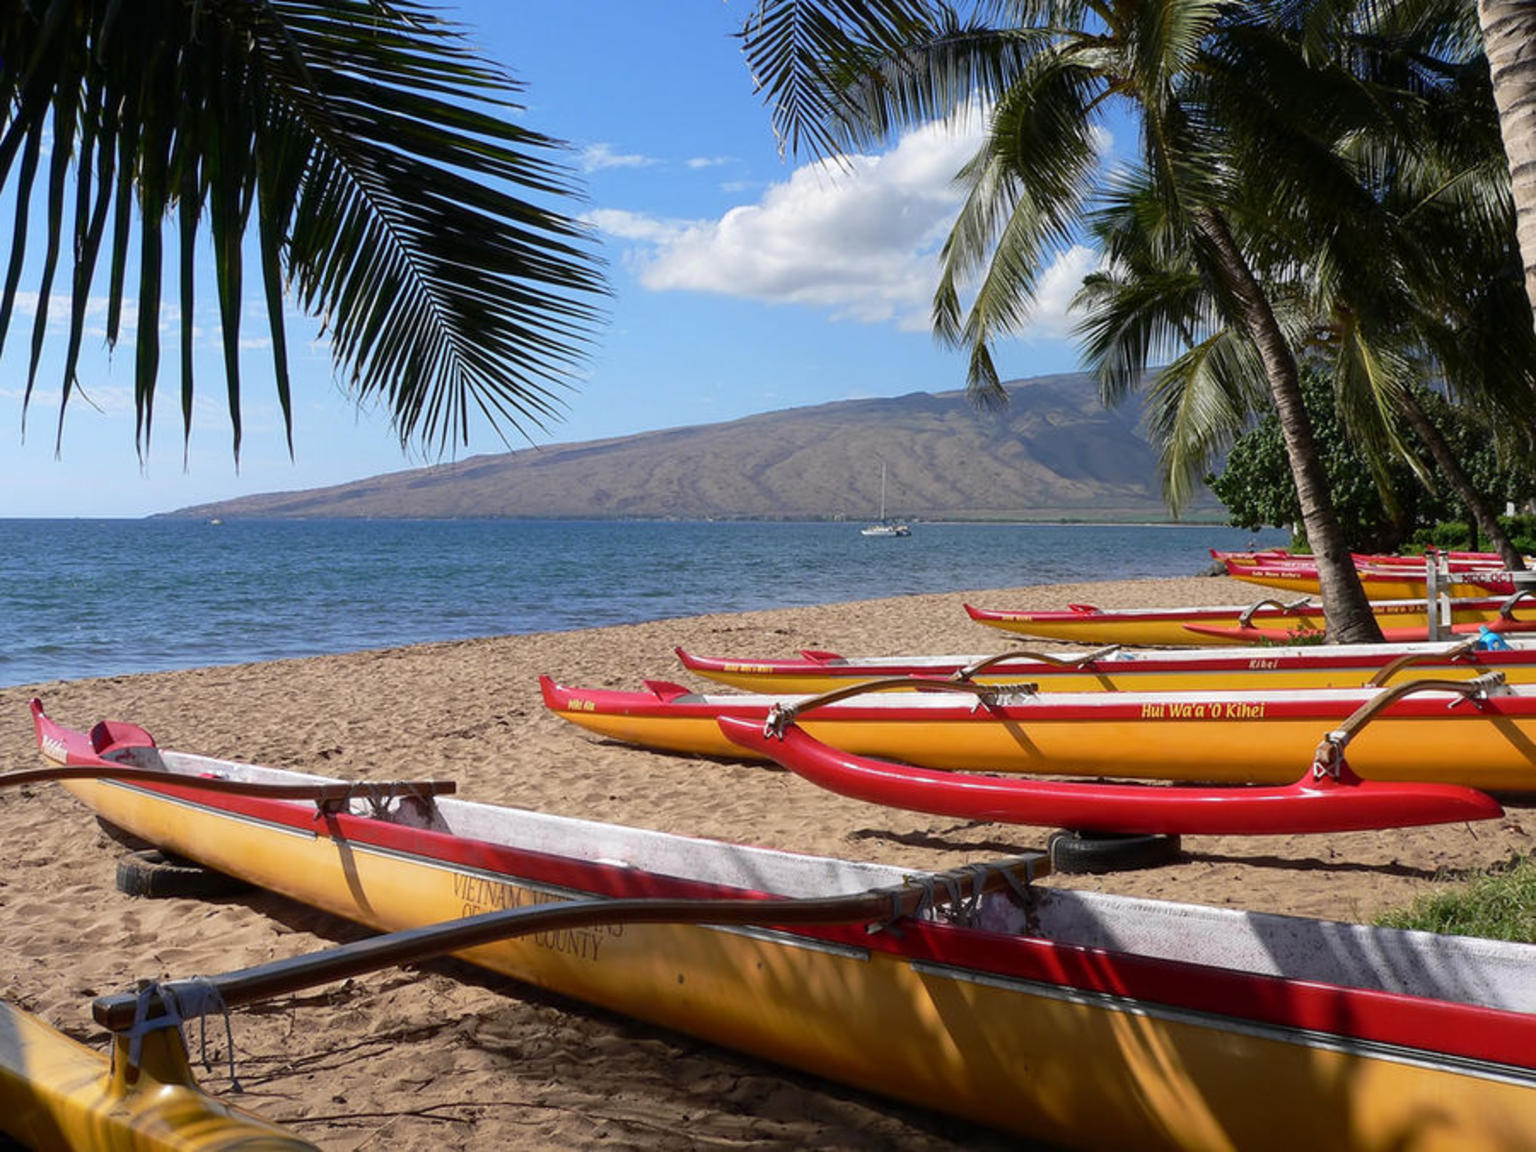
[540,672,1536,789]
[674,636,1536,694]
[25,701,1536,1151]
[964,592,1536,646]
[1213,548,1517,571]
[1227,562,1515,599]
[715,715,1501,835]
[0,1000,316,1152]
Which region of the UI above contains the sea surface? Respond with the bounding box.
[0,518,1287,688]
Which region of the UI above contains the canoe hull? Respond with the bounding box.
[29,704,1536,1152]
[0,1002,317,1152]
[674,642,1536,694]
[542,677,1536,790]
[1229,566,1512,599]
[963,597,1532,646]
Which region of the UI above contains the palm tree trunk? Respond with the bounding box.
[1481,1,1536,325]
[1191,207,1384,643]
[1397,393,1526,570]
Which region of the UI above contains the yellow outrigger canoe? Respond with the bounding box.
[541,672,1536,790]
[0,1000,315,1151]
[673,636,1536,694]
[25,700,1536,1152]
[964,592,1536,646]
[1227,562,1514,600]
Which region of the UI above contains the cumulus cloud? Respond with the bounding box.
[589,116,1102,336]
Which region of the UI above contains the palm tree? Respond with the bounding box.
[1479,0,1536,325]
[741,0,1385,640]
[1075,22,1536,573]
[0,0,605,460]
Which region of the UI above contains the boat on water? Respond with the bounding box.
[673,635,1536,694]
[540,672,1536,789]
[964,592,1536,646]
[859,463,910,537]
[715,715,1500,835]
[25,700,1536,1151]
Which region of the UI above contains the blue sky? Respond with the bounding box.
[2,2,1104,518]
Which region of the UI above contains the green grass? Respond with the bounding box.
[1374,856,1536,943]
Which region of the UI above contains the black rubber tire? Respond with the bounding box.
[1048,830,1183,875]
[115,849,251,899]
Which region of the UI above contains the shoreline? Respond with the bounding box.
[2,573,1530,1150]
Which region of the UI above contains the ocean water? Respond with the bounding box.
[0,518,1287,688]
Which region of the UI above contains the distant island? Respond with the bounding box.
[159,372,1221,522]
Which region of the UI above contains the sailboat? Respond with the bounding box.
[860,464,911,537]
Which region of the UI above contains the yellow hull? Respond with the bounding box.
[1231,569,1501,599]
[0,1001,315,1152]
[58,777,1536,1152]
[691,660,1536,694]
[546,702,1536,789]
[971,600,1506,645]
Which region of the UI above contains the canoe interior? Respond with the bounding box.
[115,743,1536,1017]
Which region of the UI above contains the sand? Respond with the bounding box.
[0,573,1530,1150]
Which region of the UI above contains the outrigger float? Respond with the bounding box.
[964,591,1536,646]
[715,715,1502,836]
[22,701,1536,1152]
[673,635,1536,694]
[540,672,1536,790]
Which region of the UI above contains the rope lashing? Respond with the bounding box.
[123,978,242,1091]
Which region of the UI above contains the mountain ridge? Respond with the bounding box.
[160,372,1219,521]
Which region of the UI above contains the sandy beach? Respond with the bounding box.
[1,573,1530,1150]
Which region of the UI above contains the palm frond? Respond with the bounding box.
[933,48,1103,401]
[1145,331,1266,512]
[0,0,607,458]
[739,0,943,158]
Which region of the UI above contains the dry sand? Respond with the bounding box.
[0,573,1530,1150]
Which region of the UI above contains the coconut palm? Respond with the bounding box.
[741,0,1386,640]
[1075,1,1536,570]
[1077,175,1533,567]
[1262,0,1536,567]
[0,0,605,460]
[1479,0,1536,325]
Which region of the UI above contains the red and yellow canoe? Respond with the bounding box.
[27,701,1536,1152]
[964,594,1536,646]
[540,673,1536,790]
[1227,562,1515,599]
[674,637,1536,694]
[0,1000,317,1152]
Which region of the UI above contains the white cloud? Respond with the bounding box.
[1031,244,1101,340]
[686,155,734,169]
[582,209,690,245]
[578,142,657,172]
[589,115,1097,337]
